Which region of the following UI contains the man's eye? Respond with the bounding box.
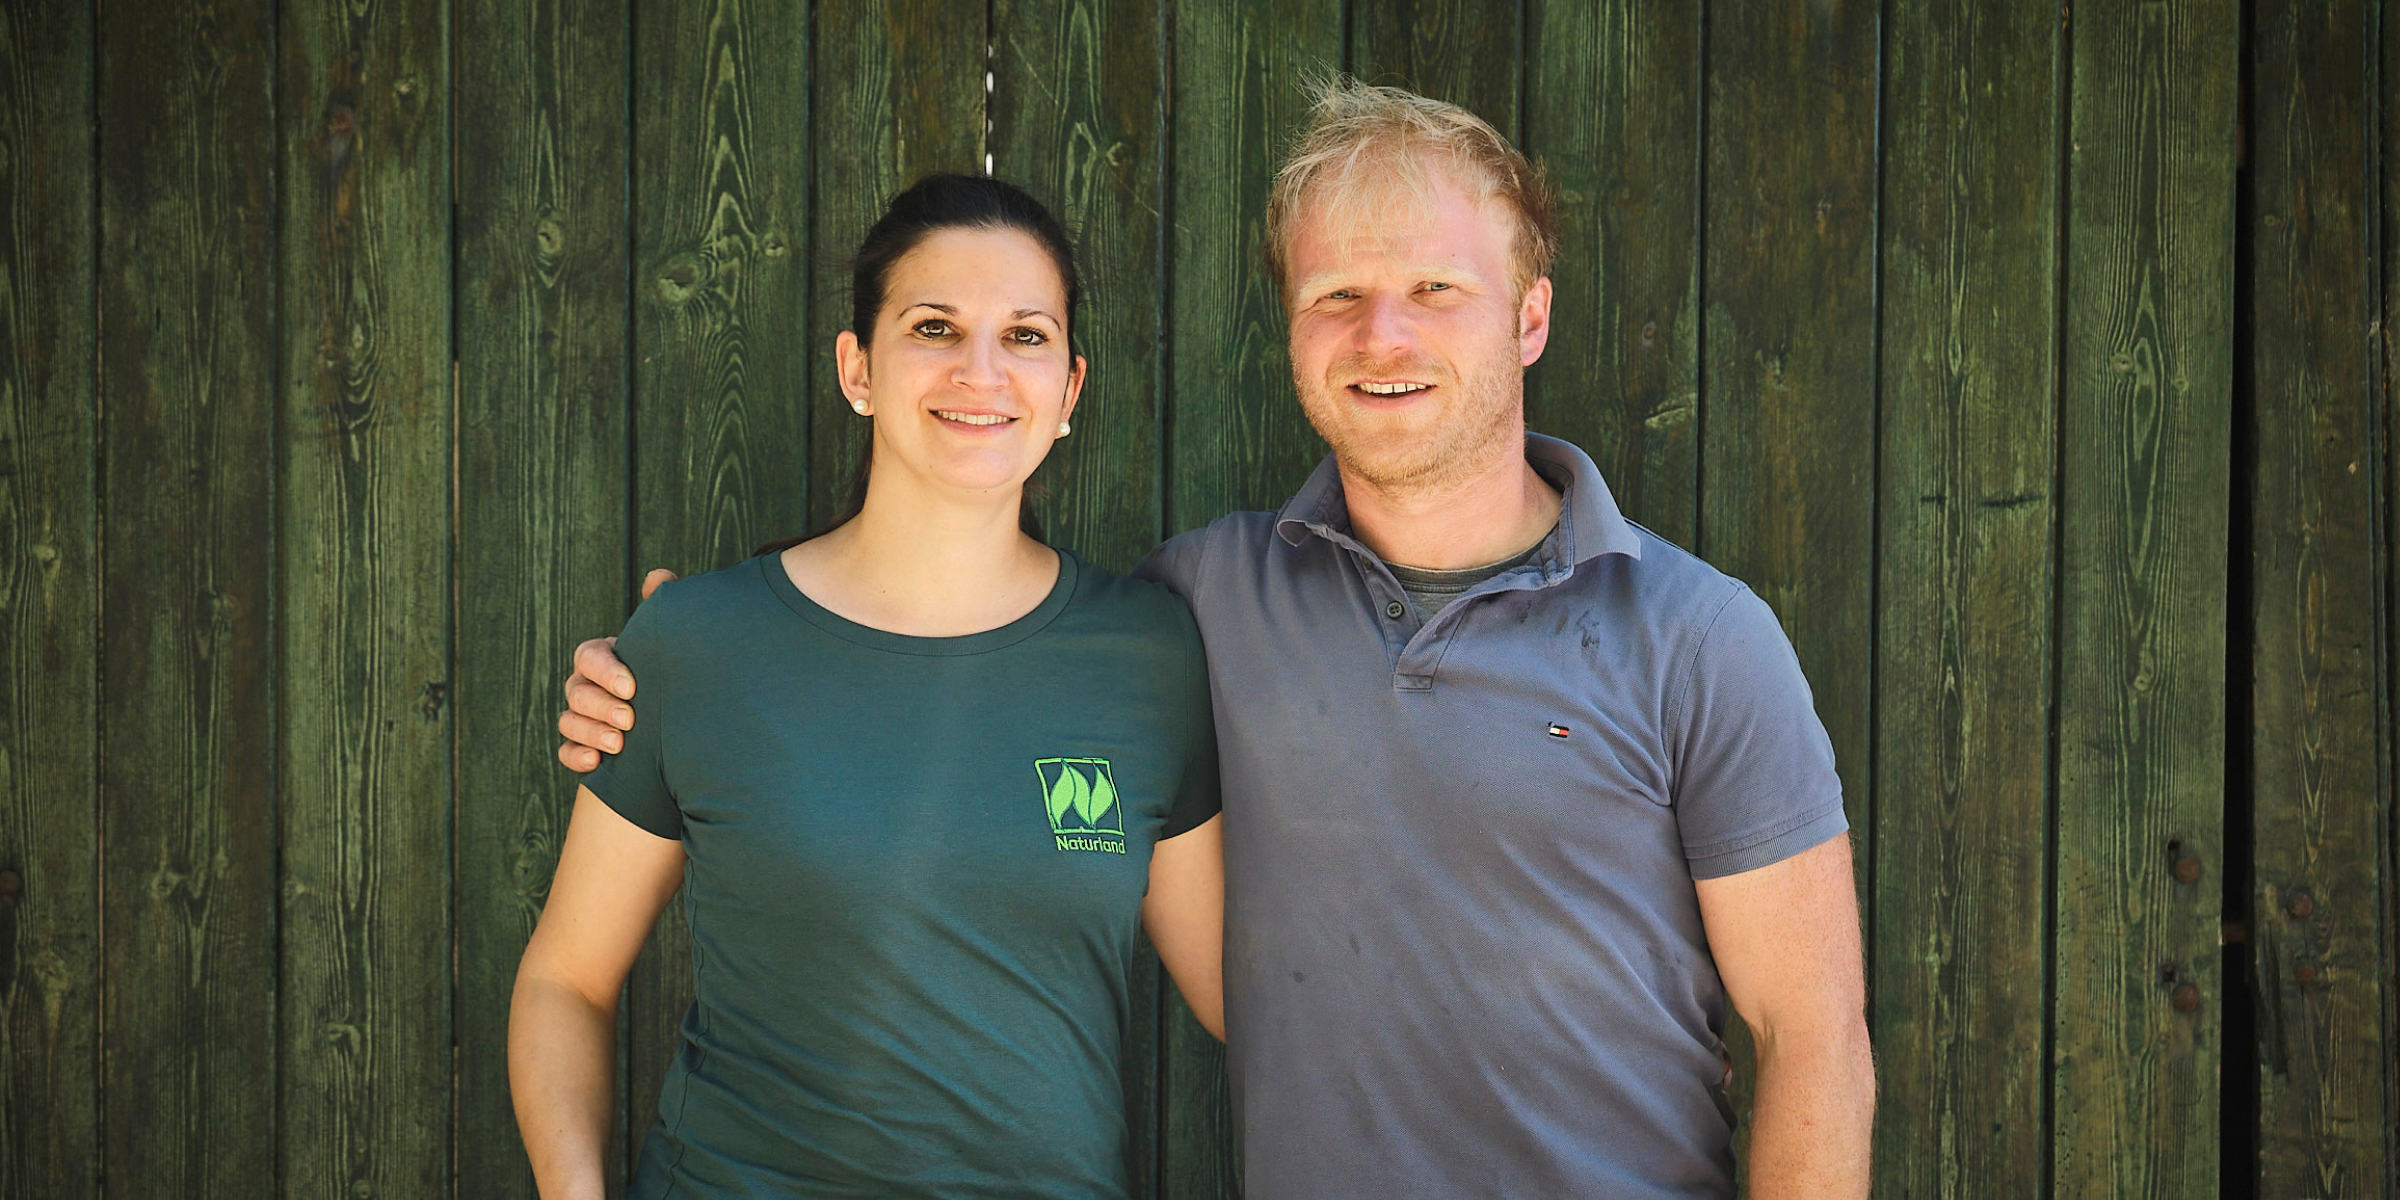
[913,320,953,338]
[1422,282,1452,292]
[1325,289,1356,301]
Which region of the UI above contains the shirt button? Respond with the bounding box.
[1384,600,1406,620]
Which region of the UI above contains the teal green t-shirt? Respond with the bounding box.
[584,550,1220,1199]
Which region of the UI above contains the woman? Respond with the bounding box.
[509,174,1225,1199]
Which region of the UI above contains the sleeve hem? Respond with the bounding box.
[1685,802,1847,880]
[584,766,684,841]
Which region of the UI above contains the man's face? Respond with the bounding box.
[1283,170,1551,493]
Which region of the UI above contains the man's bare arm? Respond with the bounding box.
[556,568,678,772]
[1694,834,1874,1199]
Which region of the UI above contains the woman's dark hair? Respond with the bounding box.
[757,174,1080,556]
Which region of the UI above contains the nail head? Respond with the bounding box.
[0,869,20,899]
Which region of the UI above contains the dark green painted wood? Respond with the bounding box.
[1348,0,1521,140]
[1869,3,2061,1194]
[627,0,813,1174]
[1699,0,1880,1161]
[1163,0,1337,536]
[802,0,985,531]
[456,0,633,1191]
[988,0,1167,1189]
[2247,0,2395,1191]
[1520,0,1700,546]
[990,0,1167,574]
[275,0,454,1193]
[2052,2,2237,1195]
[0,1,96,1196]
[92,1,279,1195]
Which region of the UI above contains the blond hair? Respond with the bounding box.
[1264,76,1558,302]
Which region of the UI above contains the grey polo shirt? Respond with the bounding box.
[1136,433,1847,1199]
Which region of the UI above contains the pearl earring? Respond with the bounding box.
[851,399,869,414]
[1057,420,1072,437]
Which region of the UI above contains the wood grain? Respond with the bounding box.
[1348,0,1522,140]
[2246,0,2395,1191]
[991,0,1166,574]
[1698,0,1881,1164]
[93,0,280,1195]
[455,0,632,1191]
[0,1,97,1196]
[1163,0,1336,535]
[1521,0,1701,545]
[2051,2,2237,1195]
[1869,3,2061,1194]
[275,0,454,1193]
[802,0,984,530]
[627,0,813,1173]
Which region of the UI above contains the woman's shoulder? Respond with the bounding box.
[609,555,788,672]
[1056,552,1205,658]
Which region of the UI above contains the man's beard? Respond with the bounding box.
[1294,342,1524,497]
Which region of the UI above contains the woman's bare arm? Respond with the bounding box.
[1142,813,1226,1040]
[510,787,687,1199]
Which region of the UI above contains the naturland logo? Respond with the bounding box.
[1037,758,1125,854]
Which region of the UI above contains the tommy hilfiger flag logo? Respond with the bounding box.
[1037,757,1126,854]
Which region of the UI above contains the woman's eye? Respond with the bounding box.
[1008,327,1049,346]
[913,320,953,338]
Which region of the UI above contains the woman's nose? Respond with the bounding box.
[954,335,1008,390]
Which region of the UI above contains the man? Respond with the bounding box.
[558,80,1873,1197]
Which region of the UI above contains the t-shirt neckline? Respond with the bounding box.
[756,548,1079,656]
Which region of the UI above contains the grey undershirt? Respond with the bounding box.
[1385,531,1551,620]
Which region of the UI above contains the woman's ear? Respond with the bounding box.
[1060,354,1087,426]
[835,329,872,413]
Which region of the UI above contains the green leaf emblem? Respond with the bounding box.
[1082,768,1117,828]
[1047,766,1088,829]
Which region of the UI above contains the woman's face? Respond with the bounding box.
[840,226,1085,501]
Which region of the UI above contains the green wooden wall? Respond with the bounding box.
[3,0,2396,1196]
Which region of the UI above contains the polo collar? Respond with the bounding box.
[1274,432,1644,566]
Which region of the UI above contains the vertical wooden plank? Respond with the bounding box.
[0,1,98,1196]
[1520,0,1701,544]
[802,0,984,529]
[1162,0,1337,535]
[276,0,454,1192]
[92,0,280,1194]
[456,0,632,1191]
[1870,3,2061,1194]
[2248,0,2396,1191]
[991,0,1166,573]
[1348,0,1522,140]
[2051,2,2237,1195]
[627,0,811,1171]
[1699,0,1880,1161]
[1158,1,1339,1193]
[990,0,1165,1190]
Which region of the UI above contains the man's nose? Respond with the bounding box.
[1358,294,1415,358]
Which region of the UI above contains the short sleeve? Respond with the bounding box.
[1670,584,1847,879]
[1160,607,1222,839]
[582,599,684,841]
[1132,526,1212,602]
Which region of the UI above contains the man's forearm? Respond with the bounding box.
[1743,1024,1875,1199]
